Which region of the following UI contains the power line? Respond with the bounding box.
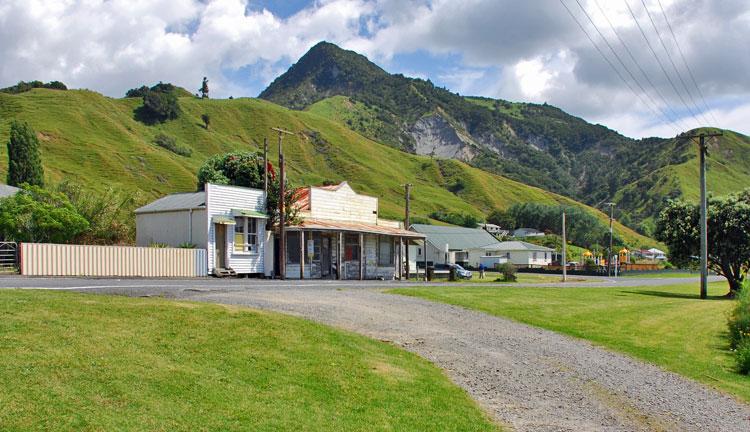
[637,0,712,126]
[560,0,679,133]
[559,0,681,135]
[592,0,688,131]
[656,0,720,126]
[624,0,704,130]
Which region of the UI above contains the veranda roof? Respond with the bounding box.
[285,219,424,238]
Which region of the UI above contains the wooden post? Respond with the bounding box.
[338,232,344,280]
[263,137,268,197]
[395,237,401,280]
[422,238,428,281]
[300,230,305,280]
[359,233,364,280]
[272,127,293,280]
[562,211,567,283]
[404,183,411,280]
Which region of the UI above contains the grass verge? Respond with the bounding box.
[389,282,750,403]
[0,290,498,431]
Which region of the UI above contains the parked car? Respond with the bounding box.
[449,263,472,279]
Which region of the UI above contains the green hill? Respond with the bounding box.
[0,88,652,247]
[261,42,750,234]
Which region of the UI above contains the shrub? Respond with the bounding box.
[149,242,169,248]
[497,262,517,282]
[429,210,480,228]
[728,280,750,374]
[0,184,89,243]
[154,133,191,157]
[142,90,181,122]
[178,242,196,249]
[728,282,750,349]
[737,339,750,375]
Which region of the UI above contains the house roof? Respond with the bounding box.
[482,241,555,252]
[287,218,424,238]
[410,224,501,250]
[0,184,20,198]
[135,191,205,214]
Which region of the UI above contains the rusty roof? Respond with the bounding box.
[285,218,424,238]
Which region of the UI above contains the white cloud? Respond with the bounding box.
[0,0,747,138]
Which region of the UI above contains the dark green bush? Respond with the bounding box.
[498,262,517,282]
[728,280,750,374]
[0,80,67,94]
[429,210,479,228]
[737,339,750,375]
[154,133,191,157]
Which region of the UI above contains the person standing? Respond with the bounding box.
[479,263,486,279]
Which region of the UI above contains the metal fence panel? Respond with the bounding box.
[20,243,208,277]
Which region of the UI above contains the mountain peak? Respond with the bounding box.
[259,41,388,109]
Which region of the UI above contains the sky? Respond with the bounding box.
[0,0,748,139]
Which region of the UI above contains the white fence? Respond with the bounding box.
[20,243,208,277]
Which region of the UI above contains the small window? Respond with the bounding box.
[378,236,393,266]
[533,252,538,260]
[344,234,359,261]
[506,252,510,259]
[233,217,259,253]
[287,231,300,264]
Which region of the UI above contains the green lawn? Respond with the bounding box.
[0,290,498,431]
[455,271,582,284]
[620,271,700,279]
[390,282,750,403]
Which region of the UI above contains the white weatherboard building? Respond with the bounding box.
[135,183,268,277]
[482,241,554,267]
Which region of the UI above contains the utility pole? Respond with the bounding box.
[263,137,268,197]
[272,127,294,280]
[404,183,412,280]
[606,202,615,277]
[684,130,722,299]
[562,210,567,283]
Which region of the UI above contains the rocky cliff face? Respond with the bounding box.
[410,114,477,161]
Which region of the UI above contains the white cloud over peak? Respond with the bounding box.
[0,0,747,138]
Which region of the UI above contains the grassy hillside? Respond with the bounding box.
[262,42,750,234]
[0,88,653,247]
[613,130,750,230]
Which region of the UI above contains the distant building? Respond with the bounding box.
[482,241,554,267]
[0,184,20,198]
[478,223,510,237]
[409,224,506,268]
[512,227,545,238]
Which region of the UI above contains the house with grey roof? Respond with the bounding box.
[482,241,554,267]
[409,224,507,268]
[0,184,20,199]
[135,183,268,277]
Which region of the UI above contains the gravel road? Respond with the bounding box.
[2,277,748,431]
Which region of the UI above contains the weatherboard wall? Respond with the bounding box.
[205,183,267,275]
[136,209,207,248]
[309,184,378,224]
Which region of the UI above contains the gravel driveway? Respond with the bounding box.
[4,277,748,431]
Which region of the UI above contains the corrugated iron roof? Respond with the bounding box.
[135,192,205,214]
[287,218,424,238]
[0,184,20,198]
[410,224,500,250]
[482,241,555,252]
